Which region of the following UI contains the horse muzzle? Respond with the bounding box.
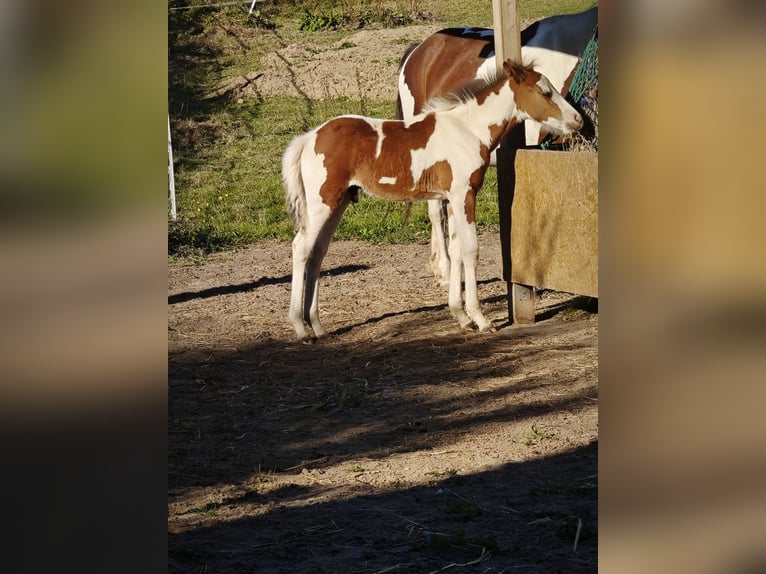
[568,111,584,132]
[542,111,584,136]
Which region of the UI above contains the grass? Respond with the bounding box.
[169,0,592,256]
[425,468,458,478]
[519,423,555,446]
[188,502,221,515]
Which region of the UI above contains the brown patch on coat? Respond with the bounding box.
[468,144,492,192]
[313,114,441,208]
[415,159,453,197]
[464,187,477,224]
[314,118,378,210]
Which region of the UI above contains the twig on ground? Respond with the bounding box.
[573,517,582,552]
[427,547,491,573]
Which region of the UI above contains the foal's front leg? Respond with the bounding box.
[460,225,494,332]
[449,189,494,332]
[447,201,473,330]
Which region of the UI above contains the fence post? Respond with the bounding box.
[492,0,533,323]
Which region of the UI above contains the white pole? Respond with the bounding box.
[168,114,177,221]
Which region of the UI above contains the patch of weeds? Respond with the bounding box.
[252,466,278,485]
[347,463,366,472]
[188,502,220,515]
[247,8,276,30]
[337,41,356,49]
[319,385,364,412]
[299,2,431,32]
[299,7,341,31]
[168,216,239,257]
[425,468,458,478]
[560,307,591,322]
[519,423,555,446]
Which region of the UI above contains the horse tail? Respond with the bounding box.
[282,133,310,232]
[395,42,419,120]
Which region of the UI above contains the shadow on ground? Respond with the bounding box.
[169,441,597,573]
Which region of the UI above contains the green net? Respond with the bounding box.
[569,29,598,150]
[541,29,598,151]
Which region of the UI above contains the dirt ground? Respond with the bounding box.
[170,26,597,573]
[169,232,598,573]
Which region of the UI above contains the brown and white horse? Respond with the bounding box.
[284,61,583,341]
[397,5,598,288]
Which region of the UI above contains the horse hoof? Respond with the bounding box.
[476,321,496,333]
[461,323,478,333]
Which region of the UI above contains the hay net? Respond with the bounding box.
[543,28,598,152]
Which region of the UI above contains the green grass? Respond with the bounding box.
[519,423,556,445]
[168,0,589,256]
[425,468,458,478]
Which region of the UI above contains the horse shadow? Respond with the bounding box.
[168,264,370,305]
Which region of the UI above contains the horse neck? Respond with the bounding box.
[450,79,522,151]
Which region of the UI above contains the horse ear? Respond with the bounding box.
[503,60,526,83]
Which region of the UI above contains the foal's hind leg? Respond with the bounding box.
[289,231,313,341]
[302,194,352,339]
[428,199,451,289]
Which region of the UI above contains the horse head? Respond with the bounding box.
[503,59,583,136]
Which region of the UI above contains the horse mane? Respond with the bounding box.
[422,61,536,113]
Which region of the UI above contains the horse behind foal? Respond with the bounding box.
[284,60,582,341]
[397,5,598,289]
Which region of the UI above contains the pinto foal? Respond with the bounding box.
[283,60,582,341]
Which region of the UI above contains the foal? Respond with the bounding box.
[283,60,582,341]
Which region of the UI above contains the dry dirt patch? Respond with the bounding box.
[216,26,440,102]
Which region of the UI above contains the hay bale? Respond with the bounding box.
[511,150,598,298]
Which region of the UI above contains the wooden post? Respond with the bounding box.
[492,0,522,66]
[492,0,532,323]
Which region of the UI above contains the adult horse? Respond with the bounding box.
[284,61,582,341]
[397,5,598,288]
